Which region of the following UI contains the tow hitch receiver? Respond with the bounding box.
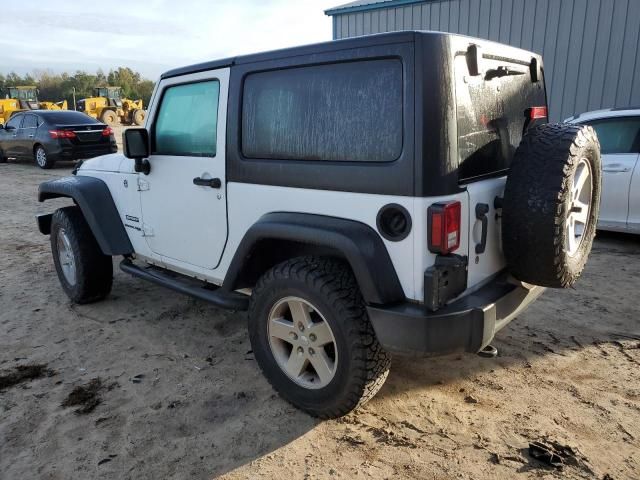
[478,345,498,358]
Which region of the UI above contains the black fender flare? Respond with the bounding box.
[38,176,133,256]
[222,212,405,305]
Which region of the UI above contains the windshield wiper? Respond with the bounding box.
[485,66,526,80]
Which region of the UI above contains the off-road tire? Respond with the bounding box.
[100,109,118,126]
[34,144,55,169]
[132,109,145,126]
[248,256,391,418]
[502,123,601,288]
[50,206,113,303]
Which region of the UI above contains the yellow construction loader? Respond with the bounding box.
[0,86,67,124]
[77,87,145,126]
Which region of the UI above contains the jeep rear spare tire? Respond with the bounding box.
[502,123,601,288]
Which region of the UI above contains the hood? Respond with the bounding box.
[78,153,135,174]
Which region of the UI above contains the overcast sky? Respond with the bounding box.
[1,0,339,80]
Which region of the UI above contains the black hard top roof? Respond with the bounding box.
[160,30,419,79]
[160,30,540,80]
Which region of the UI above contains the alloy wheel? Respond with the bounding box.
[567,158,593,256]
[56,228,77,285]
[267,296,338,389]
[36,147,47,167]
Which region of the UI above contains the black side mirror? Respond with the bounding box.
[123,128,151,175]
[4,125,15,131]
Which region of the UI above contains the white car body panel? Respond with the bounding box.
[599,153,638,231]
[567,108,640,233]
[627,159,640,233]
[138,69,230,270]
[74,160,483,302]
[465,177,506,288]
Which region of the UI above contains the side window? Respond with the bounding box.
[153,80,220,157]
[6,114,23,129]
[587,117,640,154]
[22,114,38,129]
[241,59,403,162]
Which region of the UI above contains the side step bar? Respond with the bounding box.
[120,260,249,311]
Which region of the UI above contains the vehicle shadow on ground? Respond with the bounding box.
[376,230,640,402]
[74,271,321,479]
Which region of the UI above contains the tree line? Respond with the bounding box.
[0,67,155,109]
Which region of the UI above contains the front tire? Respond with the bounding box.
[50,206,113,303]
[100,109,118,126]
[34,145,54,169]
[132,109,145,126]
[248,257,391,418]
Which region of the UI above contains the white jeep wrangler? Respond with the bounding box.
[37,32,601,418]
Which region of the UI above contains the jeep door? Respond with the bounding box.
[139,69,229,270]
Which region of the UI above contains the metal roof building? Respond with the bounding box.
[325,0,640,121]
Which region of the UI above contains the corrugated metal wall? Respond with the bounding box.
[332,0,640,121]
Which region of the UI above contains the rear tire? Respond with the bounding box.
[248,257,391,418]
[34,145,54,169]
[0,146,7,163]
[50,206,113,304]
[502,123,601,288]
[100,110,118,126]
[132,109,145,126]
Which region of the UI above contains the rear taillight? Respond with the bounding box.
[49,130,76,139]
[428,201,461,255]
[102,127,113,136]
[529,106,547,119]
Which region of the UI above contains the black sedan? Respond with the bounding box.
[0,110,117,169]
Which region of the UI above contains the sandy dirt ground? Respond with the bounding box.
[0,152,639,480]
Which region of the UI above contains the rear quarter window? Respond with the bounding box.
[241,58,403,162]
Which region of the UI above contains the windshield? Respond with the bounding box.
[96,87,121,99]
[8,87,37,101]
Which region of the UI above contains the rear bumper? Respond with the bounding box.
[48,140,117,161]
[367,272,544,355]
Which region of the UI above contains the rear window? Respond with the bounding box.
[455,54,546,182]
[42,111,98,125]
[584,117,640,154]
[242,58,403,162]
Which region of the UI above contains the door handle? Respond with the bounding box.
[603,167,630,173]
[193,177,221,188]
[28,134,34,138]
[475,203,489,254]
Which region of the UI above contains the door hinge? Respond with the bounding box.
[142,223,154,237]
[137,177,150,191]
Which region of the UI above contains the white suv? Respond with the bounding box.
[566,108,640,234]
[36,32,602,418]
